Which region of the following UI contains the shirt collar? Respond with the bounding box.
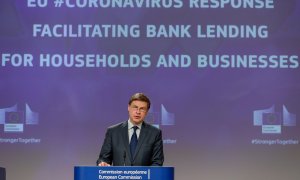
[128,119,142,130]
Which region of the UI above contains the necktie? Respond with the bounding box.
[130,126,138,160]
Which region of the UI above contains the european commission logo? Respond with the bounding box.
[145,104,175,128]
[253,105,296,134]
[0,104,39,133]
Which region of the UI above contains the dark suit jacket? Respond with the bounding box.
[97,121,164,166]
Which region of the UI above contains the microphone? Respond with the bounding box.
[123,151,126,166]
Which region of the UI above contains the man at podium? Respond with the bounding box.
[96,93,164,166]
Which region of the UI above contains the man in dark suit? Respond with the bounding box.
[97,93,164,166]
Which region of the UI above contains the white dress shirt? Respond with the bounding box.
[128,119,142,143]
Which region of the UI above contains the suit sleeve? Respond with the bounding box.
[151,129,164,166]
[96,128,113,165]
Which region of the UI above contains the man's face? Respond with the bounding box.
[128,100,148,125]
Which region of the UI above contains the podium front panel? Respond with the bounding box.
[74,166,174,180]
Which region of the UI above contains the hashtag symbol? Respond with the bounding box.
[54,0,64,7]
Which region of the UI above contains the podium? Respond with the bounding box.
[74,166,174,180]
[0,167,5,180]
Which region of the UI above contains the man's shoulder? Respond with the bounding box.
[143,121,161,133]
[107,121,127,130]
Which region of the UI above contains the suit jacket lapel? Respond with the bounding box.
[121,121,131,161]
[132,122,149,161]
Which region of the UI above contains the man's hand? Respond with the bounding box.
[98,161,111,166]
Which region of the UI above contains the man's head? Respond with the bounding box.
[128,93,151,125]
